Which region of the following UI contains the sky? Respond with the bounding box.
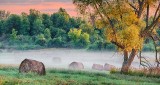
[0,0,77,16]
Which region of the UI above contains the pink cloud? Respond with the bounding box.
[0,2,77,17]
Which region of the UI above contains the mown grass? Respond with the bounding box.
[0,66,160,85]
[110,68,160,78]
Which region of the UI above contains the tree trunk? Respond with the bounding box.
[121,49,137,73]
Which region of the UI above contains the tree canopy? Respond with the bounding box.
[73,0,160,73]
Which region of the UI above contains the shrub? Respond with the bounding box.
[143,43,154,51]
[80,33,90,46]
[48,36,66,47]
[80,23,93,34]
[10,29,18,41]
[17,35,34,44]
[105,43,115,50]
[44,28,51,42]
[110,68,118,74]
[68,28,90,48]
[35,34,46,46]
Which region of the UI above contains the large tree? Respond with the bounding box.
[20,12,30,35]
[73,0,160,73]
[51,8,71,32]
[42,13,52,29]
[28,9,42,36]
[4,14,22,34]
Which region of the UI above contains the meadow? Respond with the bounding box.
[0,66,159,85]
[0,1,160,85]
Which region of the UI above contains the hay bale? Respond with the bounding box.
[0,49,2,53]
[104,63,116,71]
[19,59,46,75]
[69,62,84,70]
[92,64,103,71]
[7,48,14,52]
[52,57,61,63]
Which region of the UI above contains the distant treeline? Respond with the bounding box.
[0,8,115,50]
[0,8,156,51]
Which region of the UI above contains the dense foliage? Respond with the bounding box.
[73,0,160,73]
[0,8,115,50]
[0,7,157,51]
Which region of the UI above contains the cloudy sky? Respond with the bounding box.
[0,0,77,16]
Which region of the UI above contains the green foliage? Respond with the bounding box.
[49,26,58,38]
[35,34,46,46]
[0,8,120,50]
[49,28,68,47]
[0,7,156,50]
[88,29,113,50]
[69,18,78,28]
[17,35,33,44]
[4,14,22,34]
[68,28,90,48]
[47,28,67,47]
[32,19,44,35]
[20,13,30,35]
[51,8,73,32]
[80,23,93,34]
[71,17,84,28]
[80,32,90,45]
[0,20,4,35]
[10,29,18,41]
[68,29,82,42]
[28,9,41,36]
[55,29,67,37]
[44,28,51,41]
[28,9,41,20]
[51,36,66,47]
[42,14,52,28]
[143,43,155,51]
[88,38,115,50]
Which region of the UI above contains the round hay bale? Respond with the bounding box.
[0,49,2,53]
[104,63,116,71]
[52,57,61,63]
[69,62,84,70]
[19,59,46,75]
[7,48,13,52]
[92,64,103,71]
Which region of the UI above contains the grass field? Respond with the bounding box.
[0,66,160,85]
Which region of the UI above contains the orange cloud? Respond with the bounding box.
[0,2,77,17]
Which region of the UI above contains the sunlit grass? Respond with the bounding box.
[0,66,159,85]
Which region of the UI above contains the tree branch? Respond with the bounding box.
[111,40,124,49]
[142,2,160,37]
[150,35,160,67]
[146,4,149,28]
[128,3,138,13]
[137,0,145,18]
[153,2,160,21]
[147,14,160,30]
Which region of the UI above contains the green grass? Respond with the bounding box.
[0,67,159,85]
